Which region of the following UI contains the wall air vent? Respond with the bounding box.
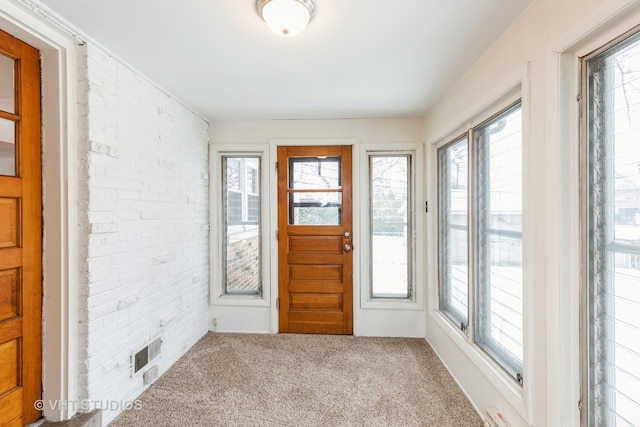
[132,337,162,374]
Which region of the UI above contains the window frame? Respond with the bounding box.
[360,143,424,310]
[222,155,262,296]
[472,101,525,382]
[438,134,471,330]
[368,152,414,299]
[210,145,270,307]
[437,99,525,385]
[580,24,640,427]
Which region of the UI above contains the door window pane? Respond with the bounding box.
[289,192,341,225]
[0,118,16,176]
[223,156,261,295]
[438,137,469,325]
[370,154,411,298]
[0,54,15,114]
[585,30,640,426]
[289,157,341,189]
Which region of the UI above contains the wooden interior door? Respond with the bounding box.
[0,29,42,426]
[277,145,353,334]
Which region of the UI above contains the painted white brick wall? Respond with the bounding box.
[76,43,209,425]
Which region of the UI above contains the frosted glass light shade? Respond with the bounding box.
[258,0,315,37]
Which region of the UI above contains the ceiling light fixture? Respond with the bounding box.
[256,0,316,37]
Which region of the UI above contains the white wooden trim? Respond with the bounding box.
[0,0,79,421]
[544,2,640,426]
[359,142,425,311]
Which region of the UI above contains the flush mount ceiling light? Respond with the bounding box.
[257,0,316,37]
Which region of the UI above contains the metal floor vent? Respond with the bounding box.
[133,337,162,374]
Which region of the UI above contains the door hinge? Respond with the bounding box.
[425,201,429,213]
[275,161,278,171]
[577,93,582,103]
[578,399,583,412]
[276,229,279,240]
[276,298,280,309]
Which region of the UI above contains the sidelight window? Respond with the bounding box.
[222,156,261,295]
[369,153,413,299]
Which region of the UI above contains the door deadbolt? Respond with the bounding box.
[344,231,351,238]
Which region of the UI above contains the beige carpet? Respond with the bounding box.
[109,333,482,427]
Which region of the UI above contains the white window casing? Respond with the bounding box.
[360,142,424,310]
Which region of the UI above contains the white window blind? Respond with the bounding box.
[584,29,640,427]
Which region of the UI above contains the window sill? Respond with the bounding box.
[210,294,269,307]
[361,297,423,311]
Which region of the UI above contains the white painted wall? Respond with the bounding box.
[209,119,427,338]
[77,43,210,425]
[424,0,640,426]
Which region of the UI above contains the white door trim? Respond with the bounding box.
[0,0,80,421]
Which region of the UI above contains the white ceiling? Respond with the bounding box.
[35,0,532,122]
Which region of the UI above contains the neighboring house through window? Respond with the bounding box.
[223,156,261,295]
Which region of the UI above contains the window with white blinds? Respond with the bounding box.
[437,102,523,383]
[583,28,640,427]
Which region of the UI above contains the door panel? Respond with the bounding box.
[0,29,42,426]
[289,235,342,253]
[277,145,352,334]
[0,198,19,248]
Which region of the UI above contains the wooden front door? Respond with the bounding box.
[0,30,42,426]
[277,145,353,334]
